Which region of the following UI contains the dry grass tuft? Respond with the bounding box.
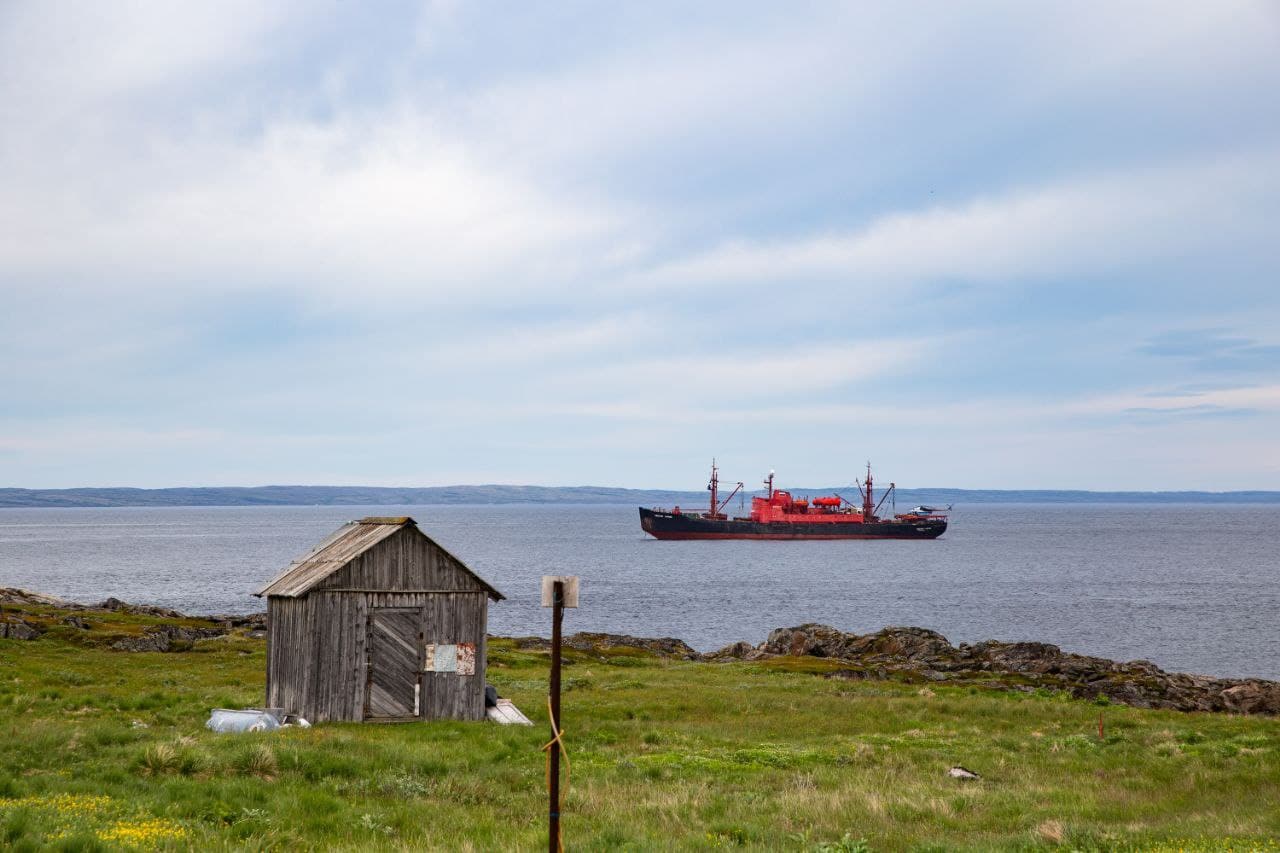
[1036,819,1066,844]
[241,743,278,779]
[139,742,178,776]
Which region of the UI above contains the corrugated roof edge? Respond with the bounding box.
[253,517,504,601]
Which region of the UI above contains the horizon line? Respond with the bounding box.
[3,483,1279,495]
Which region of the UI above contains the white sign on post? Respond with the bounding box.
[541,575,580,608]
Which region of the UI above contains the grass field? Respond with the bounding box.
[1,607,1278,851]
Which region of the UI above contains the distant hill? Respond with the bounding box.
[1,484,1278,508]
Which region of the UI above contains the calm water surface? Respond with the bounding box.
[0,504,1276,679]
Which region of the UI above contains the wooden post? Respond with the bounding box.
[549,580,564,853]
[541,576,578,853]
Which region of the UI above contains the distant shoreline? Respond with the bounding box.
[2,484,1280,508]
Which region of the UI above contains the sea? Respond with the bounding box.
[0,503,1277,680]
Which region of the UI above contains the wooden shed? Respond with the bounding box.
[254,516,504,723]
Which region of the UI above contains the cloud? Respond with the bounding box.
[535,338,937,406]
[0,111,631,304]
[637,152,1280,292]
[0,1,290,108]
[1139,330,1280,373]
[1122,404,1259,420]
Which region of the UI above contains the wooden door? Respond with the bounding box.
[364,608,422,720]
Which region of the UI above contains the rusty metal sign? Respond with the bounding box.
[457,642,476,676]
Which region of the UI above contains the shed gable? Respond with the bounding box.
[313,526,492,594]
[255,517,502,600]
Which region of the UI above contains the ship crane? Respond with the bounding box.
[706,459,743,520]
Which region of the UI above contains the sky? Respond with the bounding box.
[2,2,1279,491]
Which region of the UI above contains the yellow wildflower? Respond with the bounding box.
[98,817,188,847]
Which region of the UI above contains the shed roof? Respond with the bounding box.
[254,516,504,601]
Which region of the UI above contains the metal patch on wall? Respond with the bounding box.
[433,643,458,673]
[457,642,475,676]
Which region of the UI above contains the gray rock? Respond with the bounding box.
[1221,681,1280,715]
[764,624,953,661]
[111,633,171,652]
[707,640,774,662]
[206,612,268,630]
[0,588,78,608]
[0,618,41,640]
[512,631,702,660]
[96,597,186,619]
[109,625,227,652]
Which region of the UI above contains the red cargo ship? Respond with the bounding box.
[639,461,948,540]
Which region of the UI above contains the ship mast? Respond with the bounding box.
[862,461,875,521]
[708,459,719,518]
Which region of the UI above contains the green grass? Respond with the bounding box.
[0,608,1278,851]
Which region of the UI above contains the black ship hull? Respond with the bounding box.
[639,507,946,540]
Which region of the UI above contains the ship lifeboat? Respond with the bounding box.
[812,496,841,507]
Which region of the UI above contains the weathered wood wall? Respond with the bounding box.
[313,526,490,595]
[265,527,490,723]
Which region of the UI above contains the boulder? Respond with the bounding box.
[707,640,773,662]
[109,625,227,652]
[1221,681,1280,715]
[96,597,186,619]
[111,633,171,652]
[0,618,41,640]
[512,632,701,660]
[764,624,954,662]
[207,612,268,631]
[567,632,701,659]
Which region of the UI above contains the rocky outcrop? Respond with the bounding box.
[706,640,773,662]
[512,632,701,660]
[763,624,955,661]
[209,613,268,631]
[1,588,266,649]
[109,625,228,652]
[1220,681,1280,715]
[712,624,1280,715]
[0,588,78,608]
[96,597,187,619]
[1,588,266,630]
[0,618,42,640]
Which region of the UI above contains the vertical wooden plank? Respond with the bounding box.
[476,591,483,717]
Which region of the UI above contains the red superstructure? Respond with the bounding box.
[747,464,881,525]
